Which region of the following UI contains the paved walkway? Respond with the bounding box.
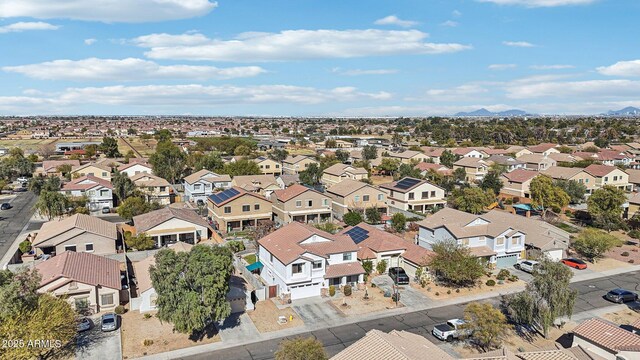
[217,313,260,344]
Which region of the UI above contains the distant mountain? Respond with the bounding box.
[454,108,528,117]
[605,106,640,116]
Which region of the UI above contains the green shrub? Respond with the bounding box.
[447,289,451,295]
[497,269,511,280]
[376,260,387,274]
[115,305,126,314]
[362,260,373,275]
[456,288,460,293]
[628,229,640,239]
[329,285,336,297]
[18,240,32,254]
[143,313,152,319]
[509,275,519,282]
[226,240,245,253]
[621,251,630,257]
[343,285,352,296]
[371,283,376,288]
[629,259,635,264]
[143,339,154,346]
[486,279,496,287]
[435,292,440,296]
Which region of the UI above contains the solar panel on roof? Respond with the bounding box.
[396,178,420,190]
[228,188,239,196]
[345,226,370,244]
[210,194,222,204]
[211,188,241,205]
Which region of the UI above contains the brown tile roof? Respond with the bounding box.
[332,329,454,360]
[502,169,538,183]
[183,169,231,184]
[454,157,489,168]
[540,166,585,180]
[324,262,365,278]
[133,207,210,233]
[208,186,268,207]
[133,242,193,293]
[326,178,369,197]
[62,174,113,191]
[33,214,117,247]
[527,143,558,153]
[584,164,621,177]
[35,251,121,290]
[72,162,111,173]
[130,173,171,187]
[380,177,434,192]
[414,162,452,175]
[272,184,315,202]
[469,246,497,257]
[548,153,581,163]
[42,159,81,172]
[323,163,368,176]
[117,161,152,172]
[517,154,556,165]
[232,175,278,191]
[283,155,315,164]
[573,318,640,353]
[627,169,640,185]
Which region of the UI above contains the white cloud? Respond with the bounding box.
[506,79,640,99]
[0,0,218,23]
[139,29,471,62]
[441,20,459,27]
[131,33,211,47]
[452,10,463,17]
[597,60,640,77]
[332,68,398,76]
[84,38,97,45]
[374,15,419,28]
[0,21,58,33]
[503,41,536,47]
[530,64,574,70]
[405,84,489,102]
[477,0,595,7]
[3,58,266,81]
[488,64,517,70]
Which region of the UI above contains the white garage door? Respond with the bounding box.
[545,249,564,262]
[229,297,246,314]
[290,283,322,300]
[496,254,519,268]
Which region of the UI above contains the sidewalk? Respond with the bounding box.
[138,264,640,360]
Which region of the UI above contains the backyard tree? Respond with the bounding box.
[116,196,162,221]
[377,158,400,175]
[464,302,509,351]
[390,213,406,232]
[451,187,494,214]
[111,171,137,203]
[299,163,322,186]
[275,337,327,360]
[124,232,156,251]
[34,190,68,220]
[362,145,378,161]
[269,149,289,162]
[587,186,626,232]
[335,149,349,163]
[376,259,388,274]
[150,140,187,184]
[553,179,587,204]
[150,245,234,334]
[365,207,381,224]
[505,258,577,338]
[430,239,485,287]
[479,171,503,196]
[572,228,622,262]
[222,159,261,177]
[100,136,121,158]
[440,150,459,168]
[344,211,364,227]
[530,175,570,218]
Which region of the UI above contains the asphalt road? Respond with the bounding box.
[180,270,640,360]
[0,191,38,259]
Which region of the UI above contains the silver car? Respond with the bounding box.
[77,317,92,332]
[101,313,118,332]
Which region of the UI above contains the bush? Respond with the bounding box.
[371,283,376,288]
[456,288,460,293]
[115,305,126,315]
[496,269,510,280]
[343,285,352,296]
[226,240,245,253]
[376,259,387,274]
[435,292,440,296]
[329,285,335,297]
[512,197,520,204]
[621,251,630,257]
[628,229,640,239]
[509,275,519,282]
[143,339,154,346]
[407,222,419,232]
[362,260,373,275]
[504,198,513,205]
[143,313,152,319]
[18,240,32,254]
[447,289,452,295]
[486,279,496,287]
[392,292,401,302]
[629,259,635,264]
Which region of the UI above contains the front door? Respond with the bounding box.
[268,285,277,298]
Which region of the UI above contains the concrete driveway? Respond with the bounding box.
[292,297,344,327]
[76,315,122,360]
[372,275,431,308]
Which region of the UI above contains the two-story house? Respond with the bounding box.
[486,155,526,173]
[271,184,332,225]
[61,175,114,212]
[453,157,490,182]
[540,166,598,195]
[584,164,632,191]
[452,148,487,159]
[39,159,81,177]
[416,208,570,267]
[282,155,318,175]
[71,163,112,181]
[325,179,387,220]
[321,163,369,186]
[525,143,560,157]
[379,177,446,214]
[117,162,154,178]
[258,222,365,300]
[517,154,557,171]
[207,187,272,233]
[414,162,452,177]
[253,156,282,176]
[130,173,173,205]
[500,169,538,199]
[387,150,430,164]
[183,169,232,203]
[132,207,211,247]
[231,175,280,197]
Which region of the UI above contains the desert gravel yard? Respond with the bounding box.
[247,299,304,333]
[330,286,402,316]
[410,274,526,301]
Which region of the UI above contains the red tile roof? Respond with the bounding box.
[324,262,365,279]
[584,164,620,177]
[502,169,538,183]
[573,318,640,353]
[272,184,314,202]
[527,143,558,153]
[133,207,210,233]
[35,251,121,290]
[62,175,113,191]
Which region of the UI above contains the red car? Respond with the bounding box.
[561,258,587,270]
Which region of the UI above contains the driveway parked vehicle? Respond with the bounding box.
[514,260,539,273]
[605,289,638,303]
[388,267,410,285]
[432,319,471,342]
[0,203,12,210]
[16,177,28,183]
[101,313,118,332]
[561,258,587,270]
[77,317,92,332]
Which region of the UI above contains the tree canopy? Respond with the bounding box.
[587,185,626,232]
[479,171,503,196]
[343,211,363,227]
[221,159,262,177]
[149,140,187,184]
[299,163,322,186]
[34,190,69,220]
[440,150,459,168]
[390,213,406,232]
[100,136,121,158]
[451,187,494,214]
[530,175,570,217]
[553,179,587,204]
[362,145,378,161]
[275,337,327,360]
[112,171,137,203]
[572,228,622,262]
[464,302,509,351]
[116,196,162,220]
[429,239,485,287]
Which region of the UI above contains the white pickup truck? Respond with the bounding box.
[432,319,471,341]
[514,260,539,273]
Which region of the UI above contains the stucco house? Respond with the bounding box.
[282,155,318,175]
[540,166,598,194]
[183,169,232,203]
[130,173,173,205]
[572,318,640,360]
[207,187,272,233]
[61,175,114,212]
[584,164,632,191]
[453,157,490,182]
[321,163,369,186]
[71,163,112,181]
[39,159,81,177]
[500,169,538,199]
[325,179,387,220]
[132,207,212,247]
[253,156,282,176]
[117,162,154,178]
[231,174,280,197]
[379,177,446,214]
[271,184,332,225]
[517,154,557,171]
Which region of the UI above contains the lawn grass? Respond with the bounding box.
[244,254,257,264]
[556,222,580,233]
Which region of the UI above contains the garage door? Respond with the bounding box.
[545,249,564,262]
[290,283,322,300]
[496,254,518,268]
[230,297,246,313]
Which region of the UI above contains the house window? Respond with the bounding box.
[194,184,201,190]
[85,243,94,252]
[242,205,250,212]
[100,293,114,306]
[265,165,271,169]
[354,195,360,202]
[307,200,313,207]
[343,253,352,261]
[363,195,370,202]
[512,236,521,245]
[276,164,280,168]
[431,191,436,197]
[102,172,108,177]
[578,179,583,183]
[408,193,415,200]
[496,237,505,245]
[378,194,384,201]
[312,260,323,269]
[613,176,618,181]
[65,245,77,252]
[100,190,109,197]
[160,186,166,192]
[296,200,302,207]
[585,178,589,183]
[254,204,260,210]
[604,176,608,182]
[224,206,231,214]
[323,198,329,206]
[421,191,429,199]
[292,263,304,274]
[88,190,95,196]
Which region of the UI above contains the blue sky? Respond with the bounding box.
[0,0,639,116]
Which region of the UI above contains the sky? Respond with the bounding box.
[0,0,639,116]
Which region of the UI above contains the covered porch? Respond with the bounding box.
[324,262,366,288]
[147,227,203,247]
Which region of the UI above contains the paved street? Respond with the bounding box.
[178,270,640,360]
[0,191,38,260]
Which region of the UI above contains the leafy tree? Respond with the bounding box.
[377,158,400,175]
[123,149,136,163]
[269,149,289,162]
[451,187,494,214]
[28,176,61,195]
[150,245,234,334]
[275,337,327,360]
[193,152,224,172]
[530,175,570,217]
[440,150,459,168]
[150,140,187,184]
[365,207,381,224]
[116,196,162,221]
[553,179,587,204]
[376,259,388,274]
[324,139,337,148]
[396,164,422,180]
[18,240,32,254]
[557,145,573,154]
[344,211,363,227]
[84,144,98,159]
[0,148,35,179]
[112,171,137,203]
[234,144,252,156]
[154,129,172,142]
[390,213,406,232]
[362,145,378,161]
[429,239,485,287]
[299,163,322,186]
[38,143,55,160]
[124,231,156,251]
[572,228,622,262]
[362,260,373,275]
[57,164,73,180]
[453,167,467,182]
[34,190,68,220]
[505,258,577,338]
[334,149,349,163]
[587,186,626,232]
[222,159,262,177]
[100,136,121,158]
[464,302,509,351]
[479,171,503,196]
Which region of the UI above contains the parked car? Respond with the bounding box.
[432,319,471,342]
[13,187,27,192]
[388,267,410,285]
[101,207,111,214]
[0,203,12,210]
[605,289,638,303]
[101,313,118,332]
[77,317,92,332]
[561,258,587,270]
[514,260,539,273]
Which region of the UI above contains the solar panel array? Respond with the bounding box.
[209,188,240,205]
[344,226,370,244]
[396,177,421,190]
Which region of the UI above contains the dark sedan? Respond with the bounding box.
[388,267,410,285]
[605,289,638,303]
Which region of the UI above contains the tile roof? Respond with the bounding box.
[326,178,370,197]
[208,186,268,207]
[527,143,558,153]
[626,169,640,185]
[35,251,121,290]
[454,157,489,168]
[517,154,556,164]
[232,175,278,191]
[272,184,316,202]
[548,153,581,163]
[323,163,368,176]
[331,329,454,360]
[584,164,622,177]
[414,162,452,175]
[283,155,315,164]
[72,162,111,173]
[117,161,152,172]
[502,169,538,183]
[183,169,231,184]
[540,166,585,180]
[33,214,117,247]
[62,174,113,191]
[379,177,436,192]
[133,207,210,233]
[42,159,81,172]
[130,173,171,187]
[469,246,497,257]
[573,318,640,353]
[324,262,366,278]
[133,242,193,293]
[277,174,300,186]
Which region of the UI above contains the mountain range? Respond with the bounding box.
[454,108,529,117]
[605,107,640,116]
